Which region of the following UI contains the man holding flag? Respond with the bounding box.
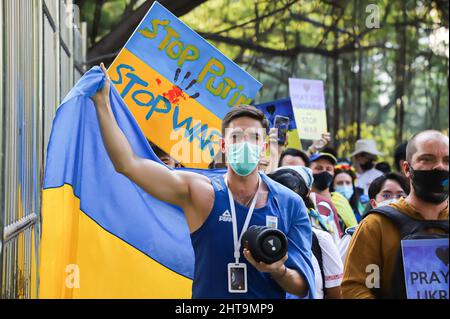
[91,63,315,299]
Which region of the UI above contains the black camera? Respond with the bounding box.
[241,225,288,264]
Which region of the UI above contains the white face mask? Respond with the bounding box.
[375,199,396,207]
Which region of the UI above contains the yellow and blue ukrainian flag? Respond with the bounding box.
[39,66,223,298]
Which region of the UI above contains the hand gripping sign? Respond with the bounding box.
[108,2,262,168]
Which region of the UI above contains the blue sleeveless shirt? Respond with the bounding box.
[190,173,316,299]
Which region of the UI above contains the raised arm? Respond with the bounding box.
[91,63,207,210]
[266,128,284,174]
[306,132,331,156]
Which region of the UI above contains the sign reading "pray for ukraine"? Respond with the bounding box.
[108,1,262,168]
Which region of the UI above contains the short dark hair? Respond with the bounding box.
[375,161,391,174]
[278,148,310,167]
[394,142,407,171]
[221,105,269,136]
[368,172,410,200]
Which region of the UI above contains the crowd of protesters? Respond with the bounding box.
[151,114,449,299]
[94,66,448,299]
[152,118,449,299]
[265,129,448,299]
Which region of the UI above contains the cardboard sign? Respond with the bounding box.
[108,1,262,168]
[288,78,327,140]
[402,238,449,299]
[255,98,301,149]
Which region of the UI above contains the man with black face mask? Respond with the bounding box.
[309,153,358,235]
[342,130,449,299]
[401,131,449,215]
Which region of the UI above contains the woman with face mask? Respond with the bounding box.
[331,164,366,223]
[368,172,410,209]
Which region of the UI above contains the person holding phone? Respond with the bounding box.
[264,114,331,174]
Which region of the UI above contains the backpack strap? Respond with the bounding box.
[365,205,449,238]
[311,231,326,298]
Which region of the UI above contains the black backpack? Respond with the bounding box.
[365,206,449,299]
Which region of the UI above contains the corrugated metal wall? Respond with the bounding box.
[0,0,86,299]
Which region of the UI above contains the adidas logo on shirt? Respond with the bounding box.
[219,210,232,222]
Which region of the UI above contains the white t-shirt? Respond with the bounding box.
[311,227,344,299]
[356,168,384,195]
[338,233,352,264]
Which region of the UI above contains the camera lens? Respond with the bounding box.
[262,235,283,255]
[241,225,288,264]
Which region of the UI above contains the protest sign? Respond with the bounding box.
[402,238,449,299]
[108,1,262,168]
[288,78,327,140]
[255,98,301,149]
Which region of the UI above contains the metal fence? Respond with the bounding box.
[0,0,86,299]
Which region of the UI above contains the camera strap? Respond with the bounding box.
[224,174,261,264]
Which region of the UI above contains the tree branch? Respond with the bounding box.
[199,32,336,57]
[290,12,354,38]
[123,0,139,20]
[87,0,209,67]
[201,0,298,37]
[91,0,106,45]
[200,32,394,58]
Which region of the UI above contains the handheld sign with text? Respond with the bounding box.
[401,238,449,299]
[255,98,302,149]
[108,1,262,168]
[288,78,327,141]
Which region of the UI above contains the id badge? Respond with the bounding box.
[228,263,247,293]
[266,215,278,229]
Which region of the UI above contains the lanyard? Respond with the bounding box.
[224,174,261,264]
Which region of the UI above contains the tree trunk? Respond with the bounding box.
[350,55,357,144]
[342,58,350,128]
[354,0,362,140]
[394,1,407,145]
[356,43,362,140]
[325,57,332,139]
[332,53,340,148]
[91,0,106,46]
